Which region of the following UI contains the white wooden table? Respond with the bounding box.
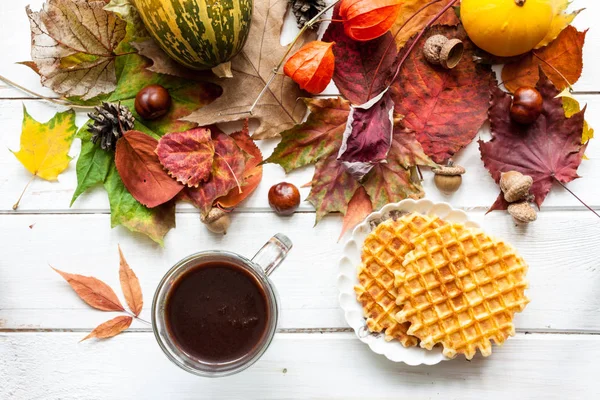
[1,1,599,398]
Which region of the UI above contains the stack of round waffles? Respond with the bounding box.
[354,212,529,360]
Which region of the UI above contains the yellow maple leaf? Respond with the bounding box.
[556,89,594,160]
[10,105,77,208]
[535,0,582,49]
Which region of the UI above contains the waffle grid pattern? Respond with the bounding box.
[395,224,529,359]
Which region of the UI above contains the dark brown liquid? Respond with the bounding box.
[165,261,269,363]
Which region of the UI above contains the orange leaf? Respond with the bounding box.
[339,186,372,241]
[81,316,133,342]
[115,130,184,208]
[284,41,335,94]
[340,0,402,41]
[217,121,263,209]
[502,26,586,93]
[52,267,124,312]
[118,246,143,317]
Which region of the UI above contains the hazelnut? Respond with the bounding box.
[134,84,172,120]
[423,35,464,69]
[268,182,300,215]
[432,160,465,194]
[200,207,231,234]
[500,171,533,203]
[508,201,537,224]
[510,87,543,125]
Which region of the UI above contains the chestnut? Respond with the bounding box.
[510,86,543,125]
[268,182,300,215]
[134,84,172,120]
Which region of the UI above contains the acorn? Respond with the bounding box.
[201,207,231,234]
[432,160,465,193]
[508,201,537,225]
[510,87,543,125]
[500,171,533,203]
[423,35,464,69]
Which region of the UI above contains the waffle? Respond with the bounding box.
[354,213,445,346]
[395,223,529,359]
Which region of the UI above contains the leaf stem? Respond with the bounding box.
[248,0,341,115]
[554,179,600,219]
[124,310,152,326]
[13,174,36,210]
[0,74,95,110]
[367,0,442,100]
[532,52,573,91]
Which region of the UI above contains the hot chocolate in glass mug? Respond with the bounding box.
[152,234,292,377]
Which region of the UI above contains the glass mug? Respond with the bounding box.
[152,234,292,377]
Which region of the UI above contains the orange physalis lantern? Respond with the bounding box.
[340,0,403,41]
[284,41,335,94]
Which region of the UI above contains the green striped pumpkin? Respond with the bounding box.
[133,0,253,70]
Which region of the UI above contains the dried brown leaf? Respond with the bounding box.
[52,267,125,312]
[118,246,143,317]
[81,316,133,342]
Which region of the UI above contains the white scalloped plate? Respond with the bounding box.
[338,199,480,365]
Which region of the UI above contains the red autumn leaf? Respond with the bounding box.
[118,246,143,317]
[284,41,335,94]
[307,153,361,223]
[322,6,397,105]
[502,26,586,94]
[265,97,351,172]
[392,25,494,163]
[52,267,125,312]
[156,127,215,188]
[186,130,246,215]
[479,71,586,211]
[217,121,264,208]
[338,90,394,180]
[339,186,372,241]
[115,130,184,208]
[340,0,402,42]
[81,316,133,342]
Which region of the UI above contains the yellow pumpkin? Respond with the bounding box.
[461,0,554,57]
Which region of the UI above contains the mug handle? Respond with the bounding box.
[251,233,293,276]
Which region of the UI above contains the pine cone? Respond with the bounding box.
[87,102,135,151]
[289,0,327,29]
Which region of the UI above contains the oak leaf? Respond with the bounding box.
[81,316,133,342]
[502,26,586,93]
[322,7,397,105]
[479,72,586,211]
[216,122,264,209]
[52,268,125,312]
[392,25,493,163]
[535,0,582,49]
[11,106,76,181]
[115,130,184,208]
[118,246,143,317]
[339,186,372,241]
[26,0,127,100]
[156,128,215,187]
[186,131,246,216]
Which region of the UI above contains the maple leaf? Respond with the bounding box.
[156,128,215,187]
[338,90,395,180]
[339,186,372,241]
[104,164,176,245]
[390,0,459,50]
[216,122,264,209]
[115,130,184,208]
[81,316,133,342]
[307,153,361,223]
[11,106,77,210]
[535,0,582,49]
[322,6,397,104]
[118,246,143,317]
[558,89,594,145]
[502,26,586,93]
[186,131,246,216]
[392,25,493,163]
[52,268,125,312]
[265,97,351,172]
[135,0,312,139]
[480,72,586,211]
[25,0,127,100]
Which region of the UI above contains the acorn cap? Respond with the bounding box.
[508,202,537,223]
[432,163,465,176]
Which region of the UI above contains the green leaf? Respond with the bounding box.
[363,164,424,210]
[104,164,176,245]
[71,139,113,206]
